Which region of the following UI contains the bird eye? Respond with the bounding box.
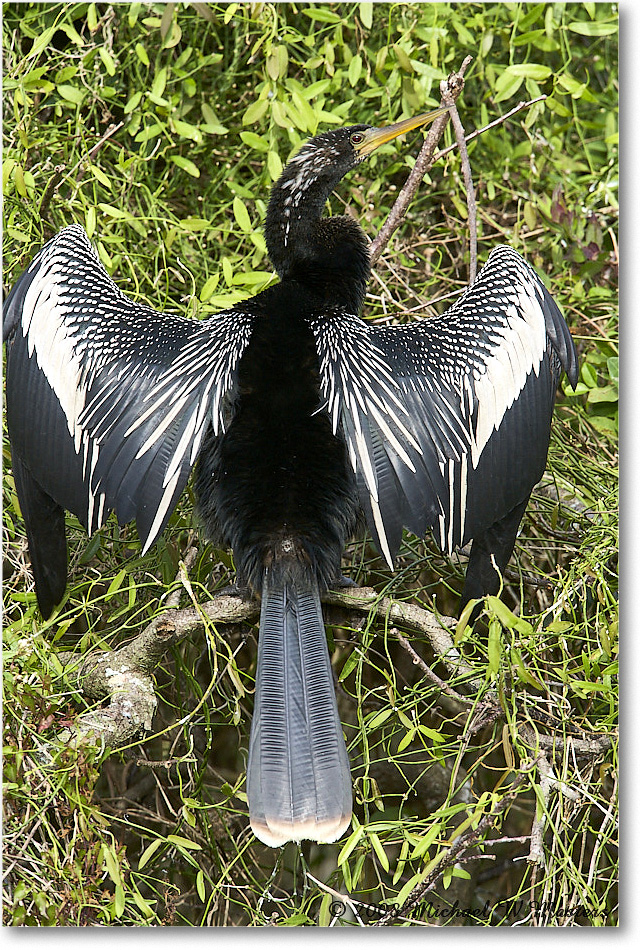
[350,131,365,146]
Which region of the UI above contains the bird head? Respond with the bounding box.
[283,106,449,186]
[265,106,448,304]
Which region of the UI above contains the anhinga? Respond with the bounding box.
[3,108,578,847]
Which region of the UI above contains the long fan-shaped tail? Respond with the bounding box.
[247,574,352,847]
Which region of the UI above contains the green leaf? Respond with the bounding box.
[233,196,252,233]
[510,648,544,691]
[102,845,123,886]
[302,7,342,22]
[131,887,155,919]
[98,46,117,76]
[151,67,167,100]
[271,99,289,128]
[266,45,288,81]
[124,90,142,114]
[494,71,524,102]
[179,216,211,231]
[339,648,360,681]
[87,3,98,31]
[170,155,200,178]
[221,257,234,285]
[397,729,415,752]
[114,884,125,919]
[368,831,389,872]
[232,271,274,286]
[486,596,532,635]
[319,893,333,927]
[200,273,219,302]
[240,131,269,152]
[166,834,202,850]
[487,620,502,677]
[348,54,362,87]
[163,20,182,49]
[2,159,16,190]
[366,707,392,730]
[455,598,478,642]
[505,63,552,80]
[395,869,425,907]
[417,724,446,744]
[223,3,238,23]
[243,99,269,125]
[513,29,546,46]
[337,824,363,865]
[568,19,618,36]
[57,84,85,106]
[291,89,318,132]
[106,569,127,599]
[196,869,206,902]
[89,163,111,188]
[172,119,202,142]
[392,837,409,885]
[138,838,163,869]
[97,203,131,220]
[359,2,373,29]
[85,205,96,238]
[267,150,283,180]
[409,823,442,860]
[393,44,413,73]
[587,385,618,404]
[30,27,56,58]
[135,42,150,67]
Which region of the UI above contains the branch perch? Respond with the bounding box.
[50,581,479,753]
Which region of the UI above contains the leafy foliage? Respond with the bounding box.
[3,1,617,928]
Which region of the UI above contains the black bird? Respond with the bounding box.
[3,109,578,847]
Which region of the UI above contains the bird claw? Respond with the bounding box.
[332,575,359,589]
[214,582,253,602]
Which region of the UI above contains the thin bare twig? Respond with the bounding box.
[433,94,548,163]
[393,626,473,713]
[370,55,473,265]
[440,80,477,283]
[371,93,547,276]
[373,770,530,926]
[528,749,580,866]
[67,120,125,189]
[322,586,484,691]
[38,164,65,236]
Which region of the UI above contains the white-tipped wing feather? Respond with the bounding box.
[311,246,578,563]
[4,224,256,551]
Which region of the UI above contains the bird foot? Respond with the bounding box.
[214,582,253,602]
[332,575,359,589]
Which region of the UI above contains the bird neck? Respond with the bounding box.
[265,167,371,314]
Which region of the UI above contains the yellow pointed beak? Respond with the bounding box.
[354,106,448,158]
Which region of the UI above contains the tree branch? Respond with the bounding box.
[48,582,480,754]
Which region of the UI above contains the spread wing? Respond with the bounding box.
[311,245,579,566]
[4,224,255,613]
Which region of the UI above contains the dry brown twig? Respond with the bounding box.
[439,77,478,282]
[370,54,473,265]
[373,769,530,926]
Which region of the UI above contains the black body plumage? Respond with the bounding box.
[3,115,578,846]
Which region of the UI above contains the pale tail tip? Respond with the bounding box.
[251,811,352,848]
